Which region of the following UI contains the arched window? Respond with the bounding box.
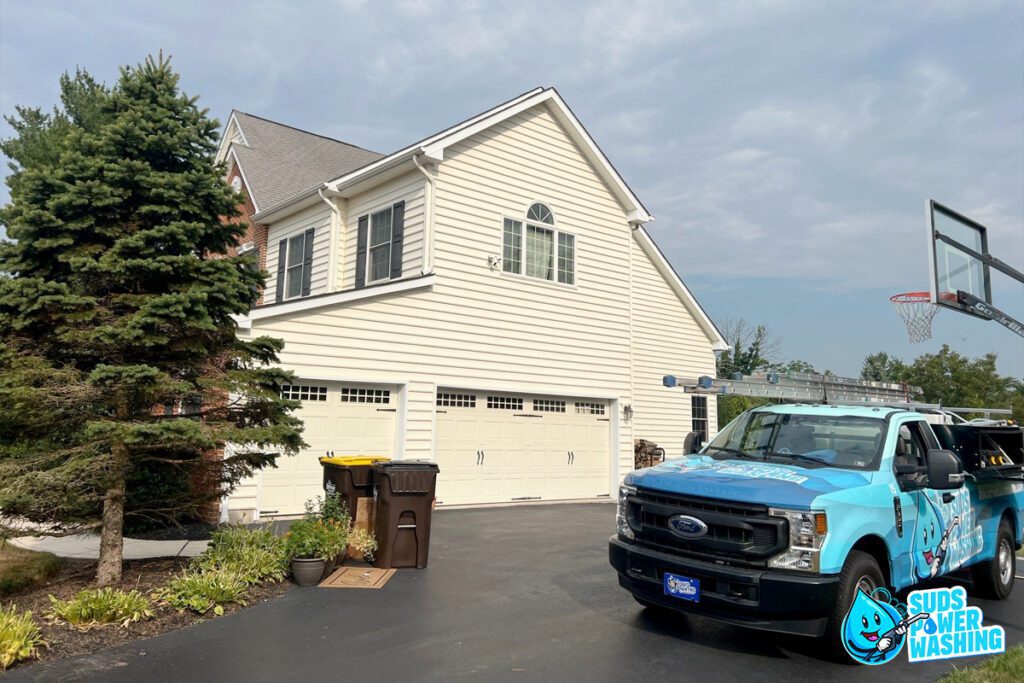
[501,203,575,285]
[526,202,554,225]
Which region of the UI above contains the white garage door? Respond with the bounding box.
[259,382,397,516]
[434,390,610,506]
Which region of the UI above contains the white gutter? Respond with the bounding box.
[318,186,342,291]
[412,153,435,274]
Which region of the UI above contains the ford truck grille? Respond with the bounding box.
[628,489,788,567]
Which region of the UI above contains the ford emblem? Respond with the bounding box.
[668,514,708,539]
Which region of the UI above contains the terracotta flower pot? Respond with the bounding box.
[291,557,326,587]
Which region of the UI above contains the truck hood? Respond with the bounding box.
[625,456,872,509]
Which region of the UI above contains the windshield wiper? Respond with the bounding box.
[705,446,763,461]
[765,451,830,467]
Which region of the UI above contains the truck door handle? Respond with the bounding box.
[942,493,954,504]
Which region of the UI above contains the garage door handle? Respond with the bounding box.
[567,451,571,465]
[481,450,485,465]
[476,450,481,465]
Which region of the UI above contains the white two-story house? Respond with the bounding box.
[217,87,727,520]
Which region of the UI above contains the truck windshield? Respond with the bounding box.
[704,411,885,471]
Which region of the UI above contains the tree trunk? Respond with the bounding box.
[96,440,128,586]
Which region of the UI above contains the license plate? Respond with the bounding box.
[664,572,700,602]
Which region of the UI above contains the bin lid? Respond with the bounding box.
[319,455,391,467]
[372,459,439,473]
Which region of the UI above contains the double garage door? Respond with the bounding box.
[434,390,611,506]
[257,382,611,515]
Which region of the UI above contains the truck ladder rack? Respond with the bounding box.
[663,372,919,404]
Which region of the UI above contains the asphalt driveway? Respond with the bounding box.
[12,503,1023,682]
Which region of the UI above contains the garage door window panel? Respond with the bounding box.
[280,385,328,401]
[340,387,390,404]
[487,396,523,410]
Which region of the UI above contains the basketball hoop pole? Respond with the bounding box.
[957,290,1024,339]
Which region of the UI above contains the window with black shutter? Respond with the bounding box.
[276,230,314,301]
[358,200,406,287]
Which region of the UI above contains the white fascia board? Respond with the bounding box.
[228,148,260,214]
[232,274,436,329]
[216,111,249,164]
[634,227,728,351]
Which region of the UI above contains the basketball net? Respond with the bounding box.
[890,291,944,343]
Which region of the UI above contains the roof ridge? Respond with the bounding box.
[234,110,383,156]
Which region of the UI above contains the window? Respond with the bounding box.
[575,402,605,416]
[280,385,328,401]
[896,423,929,468]
[557,233,575,285]
[340,387,390,404]
[368,207,393,283]
[533,399,566,413]
[502,219,522,274]
[501,203,575,284]
[285,233,307,299]
[487,396,523,410]
[690,396,708,445]
[437,392,476,408]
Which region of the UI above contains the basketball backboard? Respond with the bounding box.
[927,199,992,318]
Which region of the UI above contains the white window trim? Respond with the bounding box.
[499,211,577,289]
[366,204,394,285]
[281,232,309,302]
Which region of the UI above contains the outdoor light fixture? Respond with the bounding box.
[622,404,634,421]
[487,255,501,270]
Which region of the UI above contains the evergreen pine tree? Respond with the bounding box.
[0,55,303,585]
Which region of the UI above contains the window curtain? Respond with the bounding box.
[526,225,554,280]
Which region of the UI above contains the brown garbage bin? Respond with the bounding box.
[320,455,389,524]
[372,460,440,569]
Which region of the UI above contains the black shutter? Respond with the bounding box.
[275,238,287,302]
[389,200,405,279]
[355,215,368,289]
[301,228,314,297]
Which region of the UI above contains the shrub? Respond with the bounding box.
[283,518,348,561]
[0,545,62,597]
[191,526,287,584]
[348,529,378,562]
[159,570,248,616]
[48,588,153,629]
[0,605,45,670]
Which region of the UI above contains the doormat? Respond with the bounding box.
[319,566,396,589]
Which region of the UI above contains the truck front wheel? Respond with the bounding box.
[824,550,885,662]
[971,518,1015,600]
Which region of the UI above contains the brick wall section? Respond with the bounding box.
[224,162,269,305]
[192,159,272,524]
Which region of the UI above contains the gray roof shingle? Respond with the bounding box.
[230,112,384,212]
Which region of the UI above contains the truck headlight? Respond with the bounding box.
[617,485,637,540]
[768,509,827,572]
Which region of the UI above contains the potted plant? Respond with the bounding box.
[283,519,328,586]
[284,497,350,586]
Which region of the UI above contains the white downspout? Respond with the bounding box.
[318,186,342,291]
[412,153,435,275]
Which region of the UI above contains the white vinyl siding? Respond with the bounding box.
[630,232,718,457]
[264,203,331,303]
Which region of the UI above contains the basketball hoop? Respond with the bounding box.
[891,291,955,343]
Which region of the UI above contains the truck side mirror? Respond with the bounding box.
[683,432,703,455]
[926,449,965,490]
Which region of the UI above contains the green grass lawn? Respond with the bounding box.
[940,645,1024,682]
[0,543,62,597]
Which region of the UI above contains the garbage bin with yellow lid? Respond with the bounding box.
[319,454,390,525]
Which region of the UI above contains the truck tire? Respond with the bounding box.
[971,518,1016,600]
[824,550,885,662]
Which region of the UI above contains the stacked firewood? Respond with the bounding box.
[634,439,665,470]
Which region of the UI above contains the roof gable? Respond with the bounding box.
[218,111,385,213]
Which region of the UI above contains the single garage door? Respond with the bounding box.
[434,389,610,506]
[259,382,397,516]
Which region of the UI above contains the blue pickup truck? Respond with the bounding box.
[610,403,1023,656]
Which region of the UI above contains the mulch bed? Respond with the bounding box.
[7,556,290,666]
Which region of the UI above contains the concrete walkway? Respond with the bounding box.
[10,534,208,560]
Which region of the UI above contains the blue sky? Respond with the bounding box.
[2,0,1022,378]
